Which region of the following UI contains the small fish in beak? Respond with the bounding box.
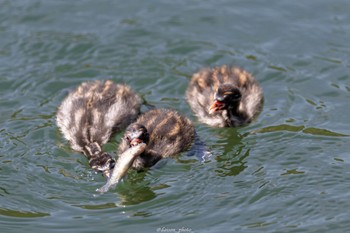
[97,143,146,193]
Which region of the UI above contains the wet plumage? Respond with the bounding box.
[118,108,196,170]
[186,65,263,127]
[56,80,141,177]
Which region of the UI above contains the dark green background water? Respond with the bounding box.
[1,1,349,232]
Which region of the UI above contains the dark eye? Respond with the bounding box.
[233,93,241,99]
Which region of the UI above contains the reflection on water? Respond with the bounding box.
[215,147,250,177]
[116,185,157,206]
[0,208,50,218]
[281,169,305,176]
[253,124,349,137]
[75,203,117,210]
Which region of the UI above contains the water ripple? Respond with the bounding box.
[253,124,349,137]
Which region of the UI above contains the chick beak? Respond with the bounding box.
[130,138,143,147]
[126,130,144,147]
[209,100,225,114]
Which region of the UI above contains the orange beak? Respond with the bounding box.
[209,100,225,114]
[130,138,143,147]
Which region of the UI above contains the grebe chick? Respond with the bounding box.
[56,80,141,178]
[118,108,196,170]
[186,65,263,127]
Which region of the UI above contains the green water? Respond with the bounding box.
[1,0,350,232]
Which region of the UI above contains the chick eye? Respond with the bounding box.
[233,94,241,99]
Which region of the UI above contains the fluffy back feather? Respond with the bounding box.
[118,108,195,170]
[57,80,141,152]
